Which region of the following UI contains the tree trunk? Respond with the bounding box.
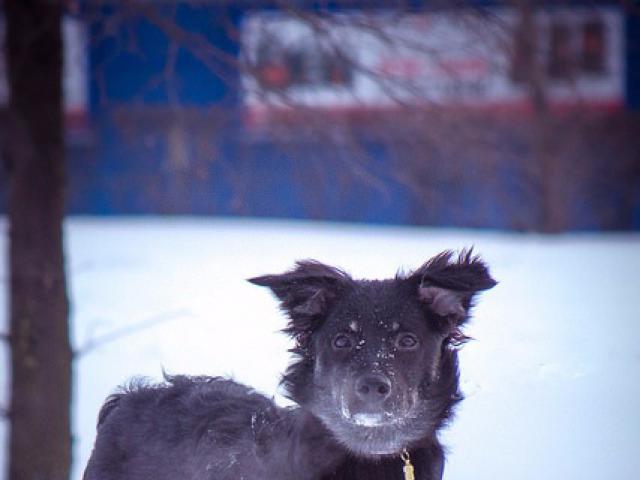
[516,0,564,233]
[5,1,72,479]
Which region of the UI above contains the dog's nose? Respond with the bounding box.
[354,374,392,403]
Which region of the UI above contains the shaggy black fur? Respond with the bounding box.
[84,250,495,480]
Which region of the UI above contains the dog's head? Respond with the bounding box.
[249,250,495,457]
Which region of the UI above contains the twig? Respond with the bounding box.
[124,1,241,86]
[74,309,192,358]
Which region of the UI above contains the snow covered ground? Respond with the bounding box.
[1,217,639,479]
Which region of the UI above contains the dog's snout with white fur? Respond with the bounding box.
[354,373,392,404]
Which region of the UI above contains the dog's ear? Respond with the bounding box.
[408,249,496,333]
[249,260,352,339]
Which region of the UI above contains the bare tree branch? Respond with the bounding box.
[124,1,242,87]
[74,309,192,358]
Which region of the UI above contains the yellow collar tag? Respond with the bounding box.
[401,449,415,480]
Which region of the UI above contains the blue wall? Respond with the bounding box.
[57,3,640,230]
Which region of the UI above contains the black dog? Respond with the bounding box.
[84,250,495,479]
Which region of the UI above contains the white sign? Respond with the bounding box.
[241,7,624,115]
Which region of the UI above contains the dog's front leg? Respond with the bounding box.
[411,442,445,480]
[254,410,345,480]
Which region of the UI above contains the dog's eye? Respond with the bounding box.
[396,333,419,350]
[332,333,353,350]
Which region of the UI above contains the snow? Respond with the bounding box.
[352,413,389,427]
[1,217,639,479]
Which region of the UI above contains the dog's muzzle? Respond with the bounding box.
[354,373,392,406]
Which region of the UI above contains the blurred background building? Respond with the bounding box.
[1,0,639,231]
